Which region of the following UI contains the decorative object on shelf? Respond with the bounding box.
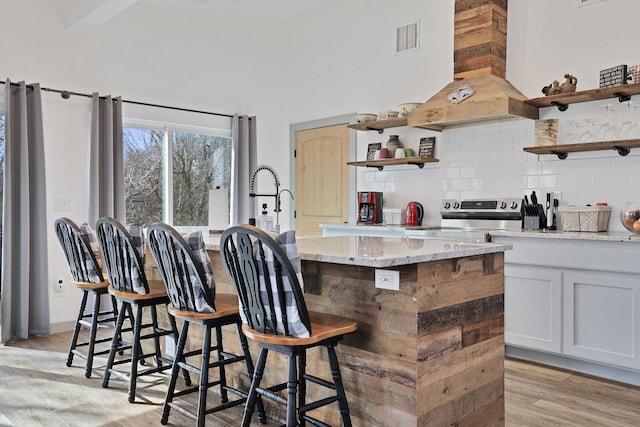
[446,84,474,104]
[366,143,381,161]
[599,65,628,88]
[621,202,640,233]
[356,113,378,123]
[419,136,436,157]
[534,119,558,146]
[385,134,402,157]
[398,103,421,117]
[542,74,577,95]
[628,64,640,84]
[379,111,399,120]
[404,148,415,157]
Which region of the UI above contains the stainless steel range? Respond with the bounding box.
[405,198,523,242]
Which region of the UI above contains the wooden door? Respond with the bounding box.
[295,124,350,236]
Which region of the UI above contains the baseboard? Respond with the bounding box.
[50,321,75,334]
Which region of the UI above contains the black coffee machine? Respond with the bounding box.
[357,192,383,224]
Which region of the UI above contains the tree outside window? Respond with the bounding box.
[123,124,232,227]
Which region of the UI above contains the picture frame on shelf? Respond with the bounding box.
[366,143,382,160]
[419,137,436,157]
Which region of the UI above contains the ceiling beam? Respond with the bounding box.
[63,0,140,31]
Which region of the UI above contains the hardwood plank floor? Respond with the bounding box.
[1,331,640,426]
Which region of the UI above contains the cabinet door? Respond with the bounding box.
[563,272,640,370]
[505,266,562,353]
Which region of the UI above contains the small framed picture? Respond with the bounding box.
[419,137,436,157]
[366,143,382,160]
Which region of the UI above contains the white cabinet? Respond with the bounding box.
[504,266,562,353]
[563,271,640,370]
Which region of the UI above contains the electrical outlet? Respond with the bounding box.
[165,336,176,357]
[54,277,64,296]
[553,191,562,202]
[375,269,399,291]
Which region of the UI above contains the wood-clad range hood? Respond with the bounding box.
[407,0,538,131]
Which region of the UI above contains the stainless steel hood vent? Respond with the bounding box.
[407,0,538,131]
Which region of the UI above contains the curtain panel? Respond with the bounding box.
[0,79,49,342]
[88,93,124,225]
[231,115,256,225]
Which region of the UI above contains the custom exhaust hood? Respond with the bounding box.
[407,0,538,131]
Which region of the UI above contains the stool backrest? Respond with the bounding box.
[95,217,149,295]
[147,223,216,313]
[220,225,311,337]
[54,217,103,283]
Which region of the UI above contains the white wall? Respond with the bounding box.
[2,0,639,329]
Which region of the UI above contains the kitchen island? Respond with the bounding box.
[202,235,512,426]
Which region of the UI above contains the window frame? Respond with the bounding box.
[123,118,233,230]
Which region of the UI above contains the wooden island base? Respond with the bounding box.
[149,244,506,426]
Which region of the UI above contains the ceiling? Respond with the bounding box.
[63,0,333,31]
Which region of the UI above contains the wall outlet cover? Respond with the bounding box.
[375,269,400,291]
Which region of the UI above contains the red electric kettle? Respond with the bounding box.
[406,202,424,226]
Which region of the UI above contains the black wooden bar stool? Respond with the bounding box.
[220,225,357,427]
[54,217,121,378]
[147,223,265,427]
[95,217,190,403]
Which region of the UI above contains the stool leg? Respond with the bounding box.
[286,353,298,427]
[161,321,190,425]
[242,347,268,427]
[67,290,89,367]
[215,325,228,403]
[128,303,144,403]
[198,324,212,427]
[236,322,266,423]
[166,307,191,386]
[102,301,129,388]
[327,345,352,427]
[298,350,307,426]
[84,290,102,378]
[150,304,162,367]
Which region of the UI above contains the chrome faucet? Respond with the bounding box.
[249,165,280,225]
[274,188,294,233]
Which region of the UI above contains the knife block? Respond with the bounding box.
[524,204,547,230]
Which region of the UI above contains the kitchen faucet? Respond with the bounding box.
[248,164,279,225]
[274,188,294,234]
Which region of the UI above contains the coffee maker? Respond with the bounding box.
[357,192,383,224]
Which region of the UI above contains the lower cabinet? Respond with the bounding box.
[504,263,640,371]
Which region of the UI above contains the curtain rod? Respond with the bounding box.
[0,80,234,118]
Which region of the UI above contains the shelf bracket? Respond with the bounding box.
[550,101,569,112]
[551,151,568,160]
[614,92,631,103]
[366,165,384,171]
[408,162,425,169]
[613,146,631,156]
[365,127,384,134]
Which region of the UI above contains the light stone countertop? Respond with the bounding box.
[206,234,512,268]
[320,223,640,243]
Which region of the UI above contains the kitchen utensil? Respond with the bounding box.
[406,201,424,226]
[530,191,538,205]
[379,148,390,159]
[395,148,405,158]
[404,148,415,157]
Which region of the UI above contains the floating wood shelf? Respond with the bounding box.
[347,118,442,133]
[526,83,640,111]
[347,156,439,170]
[523,139,640,159]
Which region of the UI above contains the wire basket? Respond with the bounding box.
[559,206,611,232]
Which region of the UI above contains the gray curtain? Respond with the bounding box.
[231,115,257,225]
[0,79,49,343]
[88,93,124,225]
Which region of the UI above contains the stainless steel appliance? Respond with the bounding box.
[357,192,383,225]
[405,198,523,242]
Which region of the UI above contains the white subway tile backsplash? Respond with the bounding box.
[527,174,558,189]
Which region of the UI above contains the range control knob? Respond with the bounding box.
[510,201,519,209]
[443,202,451,209]
[453,202,460,209]
[499,201,507,209]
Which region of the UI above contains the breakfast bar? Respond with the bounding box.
[202,235,512,426]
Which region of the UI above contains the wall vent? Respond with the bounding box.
[395,21,419,54]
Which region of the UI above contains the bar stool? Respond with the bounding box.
[147,223,265,426]
[220,225,357,427]
[54,217,121,378]
[95,217,190,403]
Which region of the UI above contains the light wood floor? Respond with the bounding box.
[1,331,640,426]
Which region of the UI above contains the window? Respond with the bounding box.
[123,121,232,228]
[0,113,4,228]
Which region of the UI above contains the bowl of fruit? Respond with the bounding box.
[620,203,640,233]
